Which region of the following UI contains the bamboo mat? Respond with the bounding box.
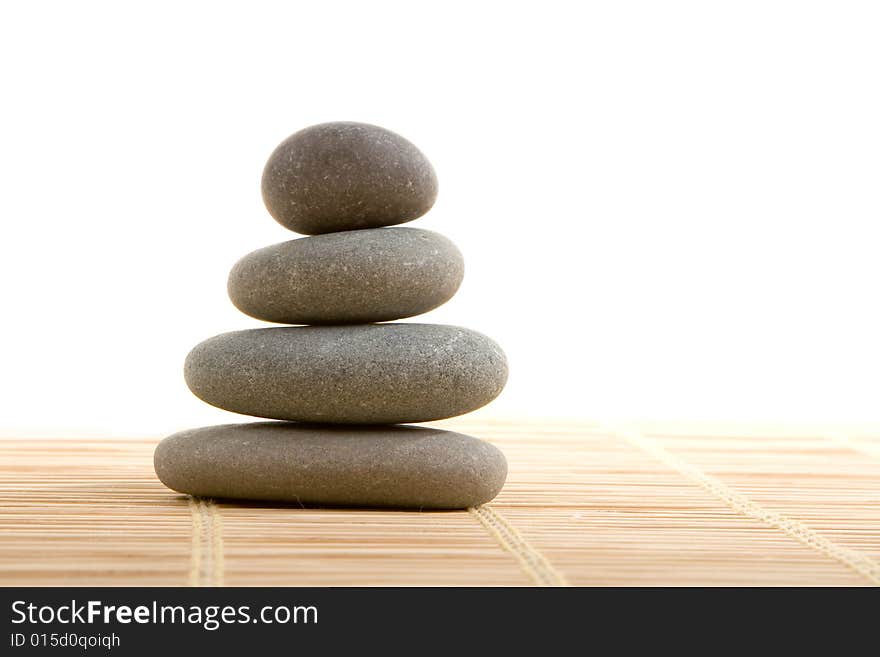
[1,419,878,586]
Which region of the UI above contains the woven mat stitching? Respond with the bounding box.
[208,501,225,587]
[187,497,201,587]
[612,425,880,586]
[188,498,224,587]
[469,505,569,586]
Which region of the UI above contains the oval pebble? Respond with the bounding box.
[184,324,508,424]
[154,422,507,508]
[227,227,464,325]
[261,122,438,235]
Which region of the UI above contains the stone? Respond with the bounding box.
[184,324,508,424]
[261,122,438,235]
[154,422,507,508]
[227,227,464,325]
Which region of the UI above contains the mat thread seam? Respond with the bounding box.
[208,501,225,587]
[469,505,569,586]
[188,498,224,586]
[186,497,201,587]
[611,425,880,586]
[198,500,212,586]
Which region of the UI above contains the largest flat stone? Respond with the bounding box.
[154,422,507,508]
[227,227,464,325]
[184,324,508,424]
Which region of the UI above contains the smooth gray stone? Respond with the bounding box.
[184,324,508,424]
[154,422,507,509]
[227,227,464,325]
[261,122,438,235]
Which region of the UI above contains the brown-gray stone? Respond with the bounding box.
[261,122,438,235]
[154,422,507,508]
[184,324,508,424]
[227,227,464,325]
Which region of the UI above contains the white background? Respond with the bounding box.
[1,1,878,437]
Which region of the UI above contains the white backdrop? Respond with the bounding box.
[1,1,878,436]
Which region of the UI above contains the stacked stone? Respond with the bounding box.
[154,122,509,509]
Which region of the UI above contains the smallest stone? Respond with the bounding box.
[261,122,439,235]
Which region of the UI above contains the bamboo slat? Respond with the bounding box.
[0,419,878,586]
